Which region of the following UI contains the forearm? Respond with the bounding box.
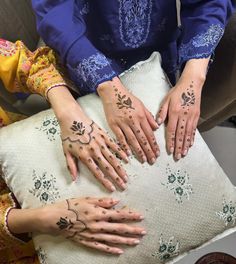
[47,86,84,121]
[178,57,210,89]
[7,208,42,234]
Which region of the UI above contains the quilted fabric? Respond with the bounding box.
[0,53,235,264]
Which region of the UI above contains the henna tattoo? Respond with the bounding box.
[181,88,196,107]
[71,121,85,135]
[116,92,135,110]
[57,217,74,230]
[62,121,95,145]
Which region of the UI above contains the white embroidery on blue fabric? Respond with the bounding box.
[76,53,116,89]
[119,0,153,48]
[179,24,224,63]
[80,0,89,16]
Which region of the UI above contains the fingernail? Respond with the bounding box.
[127,150,132,156]
[176,153,181,160]
[121,183,127,190]
[156,150,160,157]
[183,149,188,156]
[111,186,116,192]
[157,118,162,125]
[139,215,145,220]
[124,175,128,182]
[133,240,140,245]
[141,230,147,235]
[169,147,174,154]
[117,249,124,254]
[150,157,156,165]
[142,156,147,163]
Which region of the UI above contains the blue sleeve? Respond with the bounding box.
[31,0,117,95]
[178,0,236,67]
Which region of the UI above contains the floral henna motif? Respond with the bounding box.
[181,89,195,107]
[57,217,74,230]
[62,121,95,145]
[116,93,135,110]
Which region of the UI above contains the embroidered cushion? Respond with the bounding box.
[0,52,235,264]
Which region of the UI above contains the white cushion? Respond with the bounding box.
[0,52,235,264]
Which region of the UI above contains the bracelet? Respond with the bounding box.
[45,83,70,101]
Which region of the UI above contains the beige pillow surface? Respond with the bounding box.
[0,53,235,264]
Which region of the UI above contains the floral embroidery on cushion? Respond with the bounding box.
[216,198,236,226]
[35,116,60,141]
[76,53,116,90]
[0,39,17,57]
[36,246,48,264]
[179,24,224,63]
[152,234,180,261]
[29,171,60,204]
[119,0,152,48]
[162,164,193,203]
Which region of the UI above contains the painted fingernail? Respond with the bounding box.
[183,149,188,156]
[157,118,162,125]
[176,153,181,160]
[141,230,147,235]
[133,240,140,245]
[117,249,124,254]
[169,147,174,154]
[150,157,156,165]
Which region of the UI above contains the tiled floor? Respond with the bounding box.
[176,126,236,264]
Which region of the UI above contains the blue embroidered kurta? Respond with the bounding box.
[32,0,235,95]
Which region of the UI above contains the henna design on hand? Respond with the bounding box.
[62,121,95,145]
[181,83,196,107]
[57,199,88,239]
[116,93,135,110]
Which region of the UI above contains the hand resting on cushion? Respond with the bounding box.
[8,197,145,255]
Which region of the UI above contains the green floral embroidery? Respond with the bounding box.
[35,116,60,141]
[162,164,193,203]
[152,234,180,262]
[36,247,47,264]
[29,170,60,204]
[216,198,236,226]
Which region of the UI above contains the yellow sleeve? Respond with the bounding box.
[0,39,68,98]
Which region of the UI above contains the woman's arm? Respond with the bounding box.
[157,0,235,160]
[8,197,145,254]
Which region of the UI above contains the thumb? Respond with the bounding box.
[156,97,170,125]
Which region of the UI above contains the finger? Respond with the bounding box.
[190,119,198,147]
[101,133,129,163]
[156,98,169,125]
[101,146,128,183]
[132,124,156,165]
[79,232,140,246]
[182,119,194,156]
[66,152,78,181]
[145,108,158,130]
[112,126,132,157]
[90,222,146,236]
[140,120,160,158]
[174,118,186,160]
[76,238,124,255]
[100,208,144,222]
[94,151,126,190]
[83,157,116,192]
[89,197,120,208]
[121,125,146,164]
[166,113,178,155]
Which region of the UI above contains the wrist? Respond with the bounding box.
[97,77,122,97]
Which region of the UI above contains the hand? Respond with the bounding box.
[39,197,146,255]
[98,77,159,165]
[60,104,129,192]
[157,76,203,160]
[47,86,129,192]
